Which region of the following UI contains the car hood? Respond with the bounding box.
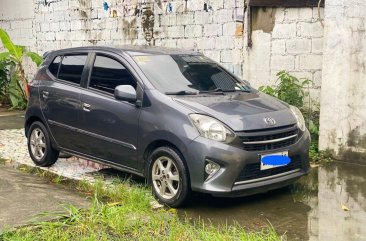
[173,91,297,131]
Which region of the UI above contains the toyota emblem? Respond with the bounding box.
[263,117,276,126]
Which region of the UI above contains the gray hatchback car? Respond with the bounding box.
[25,46,310,207]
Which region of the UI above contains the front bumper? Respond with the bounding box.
[185,129,311,197]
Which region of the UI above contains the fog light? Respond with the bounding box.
[205,160,220,180]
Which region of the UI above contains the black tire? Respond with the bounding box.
[27,121,59,167]
[148,146,191,208]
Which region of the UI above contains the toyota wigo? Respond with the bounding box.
[25,46,310,207]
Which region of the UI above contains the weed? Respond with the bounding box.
[0,166,283,241]
[259,71,311,108]
[309,150,334,165]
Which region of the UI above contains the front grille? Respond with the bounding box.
[239,128,299,152]
[235,155,303,183]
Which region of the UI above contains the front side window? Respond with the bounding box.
[58,55,88,85]
[89,55,136,94]
[133,55,251,94]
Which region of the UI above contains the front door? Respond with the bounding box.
[79,53,141,170]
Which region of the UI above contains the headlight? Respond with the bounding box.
[290,106,306,131]
[189,114,235,143]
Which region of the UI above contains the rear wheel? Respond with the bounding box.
[148,147,191,207]
[27,121,59,167]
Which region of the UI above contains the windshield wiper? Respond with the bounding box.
[200,88,252,94]
[199,88,226,94]
[165,90,198,95]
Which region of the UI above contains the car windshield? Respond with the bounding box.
[133,55,251,95]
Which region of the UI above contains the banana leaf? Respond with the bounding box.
[8,73,26,109]
[0,28,23,61]
[26,52,43,67]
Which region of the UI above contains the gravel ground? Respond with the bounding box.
[0,128,162,209]
[0,128,105,180]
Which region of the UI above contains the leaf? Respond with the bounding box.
[259,85,276,97]
[341,204,349,211]
[150,200,163,210]
[0,52,10,61]
[107,202,121,207]
[301,79,312,86]
[168,208,177,214]
[26,51,43,66]
[8,73,26,109]
[0,28,22,61]
[16,45,26,54]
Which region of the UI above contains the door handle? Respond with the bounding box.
[42,91,49,100]
[82,103,91,112]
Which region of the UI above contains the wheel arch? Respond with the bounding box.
[25,115,59,150]
[143,139,191,186]
[25,116,44,137]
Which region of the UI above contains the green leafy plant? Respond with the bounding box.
[259,71,311,108]
[0,28,42,109]
[0,59,11,105]
[301,106,320,158]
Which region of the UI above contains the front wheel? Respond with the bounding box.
[148,147,191,207]
[27,121,59,167]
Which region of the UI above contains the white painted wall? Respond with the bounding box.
[0,0,36,78]
[319,0,366,163]
[0,0,34,20]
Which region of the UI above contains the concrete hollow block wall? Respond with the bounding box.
[0,0,324,101]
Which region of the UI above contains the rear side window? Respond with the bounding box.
[58,55,88,85]
[89,55,137,94]
[48,56,62,77]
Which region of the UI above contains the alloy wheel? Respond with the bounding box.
[151,156,180,200]
[29,128,47,160]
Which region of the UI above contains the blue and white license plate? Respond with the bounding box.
[260,151,291,170]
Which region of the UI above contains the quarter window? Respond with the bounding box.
[48,56,62,77]
[89,55,137,94]
[58,55,88,85]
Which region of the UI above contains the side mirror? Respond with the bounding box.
[114,85,137,102]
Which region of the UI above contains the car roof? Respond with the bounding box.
[45,45,200,58]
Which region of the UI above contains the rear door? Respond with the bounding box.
[78,52,142,170]
[40,53,90,152]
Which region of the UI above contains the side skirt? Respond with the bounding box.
[59,147,145,178]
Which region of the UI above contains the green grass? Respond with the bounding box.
[309,150,334,165]
[0,166,282,241]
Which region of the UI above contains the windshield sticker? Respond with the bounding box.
[134,56,151,64]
